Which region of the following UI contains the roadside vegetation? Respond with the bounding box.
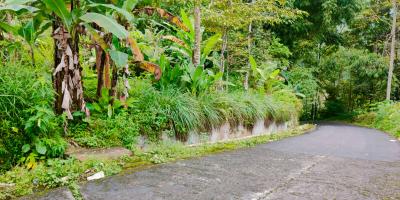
[353,102,400,139]
[0,0,400,198]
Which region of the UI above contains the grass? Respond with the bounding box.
[0,124,315,199]
[70,77,302,149]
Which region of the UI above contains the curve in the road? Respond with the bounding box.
[265,123,400,161]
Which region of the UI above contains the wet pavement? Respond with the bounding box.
[28,124,400,200]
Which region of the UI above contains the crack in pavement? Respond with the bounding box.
[249,155,326,200]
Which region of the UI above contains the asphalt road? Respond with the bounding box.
[29,124,400,200]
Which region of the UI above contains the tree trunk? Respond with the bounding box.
[193,3,202,67]
[220,29,228,74]
[218,29,228,91]
[95,45,105,98]
[109,64,118,99]
[244,21,253,91]
[244,0,255,90]
[104,53,111,89]
[52,1,87,119]
[29,44,35,67]
[387,0,397,100]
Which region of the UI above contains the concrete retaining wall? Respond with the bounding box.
[137,118,298,148]
[185,118,298,145]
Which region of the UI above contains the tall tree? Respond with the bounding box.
[387,0,397,100]
[193,1,202,66]
[244,0,256,90]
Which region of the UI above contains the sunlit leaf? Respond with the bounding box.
[80,13,128,39]
[42,0,72,31]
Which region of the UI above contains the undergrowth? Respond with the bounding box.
[353,101,400,139]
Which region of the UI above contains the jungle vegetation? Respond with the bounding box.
[0,0,399,197]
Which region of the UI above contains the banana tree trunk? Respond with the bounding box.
[386,0,397,100]
[95,45,105,98]
[193,3,202,67]
[110,64,118,99]
[52,18,87,119]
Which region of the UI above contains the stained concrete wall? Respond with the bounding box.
[138,118,298,148]
[185,118,298,145]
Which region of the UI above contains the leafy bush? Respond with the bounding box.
[0,65,64,171]
[71,113,140,149]
[320,48,390,115]
[355,101,400,138]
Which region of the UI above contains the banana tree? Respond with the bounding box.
[0,17,50,66]
[81,1,164,101]
[248,55,282,93]
[0,1,50,66]
[86,2,192,100]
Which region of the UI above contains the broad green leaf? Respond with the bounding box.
[89,3,134,22]
[109,50,128,69]
[0,21,18,34]
[249,55,257,72]
[19,20,34,44]
[202,33,221,58]
[123,0,138,11]
[80,13,128,39]
[22,144,30,153]
[270,69,281,79]
[0,4,38,12]
[180,9,194,34]
[35,142,47,155]
[192,67,203,82]
[42,0,72,31]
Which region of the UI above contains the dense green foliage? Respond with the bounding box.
[0,65,65,171]
[71,76,301,148]
[354,102,400,139]
[0,0,400,197]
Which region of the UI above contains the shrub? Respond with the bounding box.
[71,113,140,149]
[355,101,400,138]
[0,65,64,171]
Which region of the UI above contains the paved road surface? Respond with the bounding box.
[29,123,400,200]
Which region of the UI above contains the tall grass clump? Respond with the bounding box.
[158,88,205,138]
[270,89,302,122]
[128,79,205,141]
[196,90,289,128]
